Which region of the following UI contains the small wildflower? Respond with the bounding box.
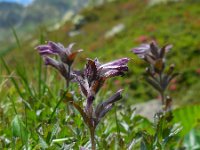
[36,41,83,66]
[132,42,177,110]
[132,41,172,73]
[132,41,172,60]
[74,58,129,111]
[36,41,82,87]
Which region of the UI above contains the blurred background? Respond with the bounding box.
[1,0,199,103]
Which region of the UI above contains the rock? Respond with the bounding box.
[149,0,180,6]
[72,14,86,30]
[132,99,162,121]
[62,11,75,22]
[68,30,81,37]
[104,23,125,39]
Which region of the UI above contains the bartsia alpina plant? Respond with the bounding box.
[72,58,129,150]
[131,41,182,149]
[36,41,82,87]
[132,41,177,111]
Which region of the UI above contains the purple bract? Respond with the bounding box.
[75,58,129,110]
[36,41,83,66]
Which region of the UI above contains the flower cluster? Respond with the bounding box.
[132,41,177,110]
[132,41,172,73]
[36,41,82,86]
[75,58,129,114]
[73,58,129,150]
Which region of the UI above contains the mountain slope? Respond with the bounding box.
[0,0,89,42]
[0,2,24,28]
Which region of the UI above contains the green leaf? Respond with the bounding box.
[49,123,60,144]
[39,135,48,149]
[11,115,29,146]
[173,104,200,136]
[184,129,200,150]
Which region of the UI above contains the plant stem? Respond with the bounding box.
[160,91,165,106]
[89,127,96,150]
[66,65,71,88]
[159,73,165,106]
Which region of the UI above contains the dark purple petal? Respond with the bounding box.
[132,44,150,54]
[132,44,151,58]
[44,57,68,78]
[100,65,128,78]
[35,41,64,56]
[95,89,123,120]
[159,44,173,58]
[36,45,51,51]
[97,104,113,121]
[38,50,55,55]
[150,42,159,58]
[103,89,123,105]
[35,45,55,55]
[103,70,125,78]
[98,58,129,78]
[47,41,65,54]
[100,58,129,68]
[101,65,128,72]
[44,56,60,67]
[86,95,95,112]
[84,59,98,85]
[75,75,89,97]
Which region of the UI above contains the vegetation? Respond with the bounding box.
[0,0,200,149]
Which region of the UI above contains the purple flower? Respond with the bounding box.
[36,41,83,66]
[132,42,173,72]
[132,44,151,58]
[74,58,129,111]
[44,56,68,78]
[35,41,83,81]
[95,89,123,124]
[132,42,172,61]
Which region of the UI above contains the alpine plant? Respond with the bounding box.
[132,41,178,111]
[73,58,129,150]
[36,41,82,87]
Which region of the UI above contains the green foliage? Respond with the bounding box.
[184,128,200,150]
[11,115,29,148]
[173,104,200,136]
[138,112,182,150]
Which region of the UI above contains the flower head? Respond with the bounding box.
[132,41,172,60]
[94,89,123,124]
[132,41,172,73]
[35,41,82,81]
[36,41,83,66]
[36,41,82,87]
[75,58,129,110]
